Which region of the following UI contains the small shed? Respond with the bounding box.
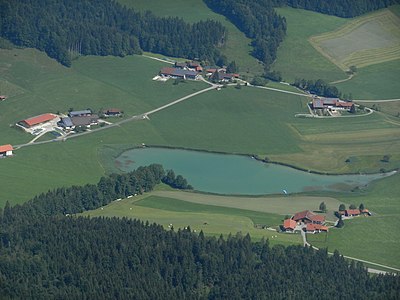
[0,144,13,157]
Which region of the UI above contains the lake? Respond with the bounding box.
[115,148,392,195]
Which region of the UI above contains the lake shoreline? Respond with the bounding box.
[127,144,399,177]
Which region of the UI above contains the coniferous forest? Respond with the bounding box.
[0,0,226,66]
[0,165,399,299]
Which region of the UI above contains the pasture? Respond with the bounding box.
[80,192,303,245]
[309,9,400,70]
[336,59,400,100]
[271,7,348,83]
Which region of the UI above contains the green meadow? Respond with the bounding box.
[80,192,303,246]
[272,7,348,83]
[1,48,399,205]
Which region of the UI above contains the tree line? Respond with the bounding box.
[204,0,287,71]
[0,164,399,298]
[0,0,226,66]
[294,78,342,98]
[2,164,191,222]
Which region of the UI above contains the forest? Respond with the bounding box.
[0,165,399,298]
[0,0,226,66]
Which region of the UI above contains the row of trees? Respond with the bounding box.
[0,0,226,66]
[294,78,342,98]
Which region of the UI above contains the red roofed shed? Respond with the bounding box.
[0,144,13,157]
[21,113,57,128]
[345,209,360,216]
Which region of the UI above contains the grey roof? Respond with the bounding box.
[71,115,98,126]
[69,109,92,117]
[60,117,73,127]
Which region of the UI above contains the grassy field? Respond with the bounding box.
[271,7,348,83]
[337,59,400,100]
[0,48,207,145]
[309,9,400,70]
[80,192,303,245]
[118,0,263,77]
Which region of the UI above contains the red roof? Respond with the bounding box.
[306,223,328,232]
[346,209,360,215]
[292,210,325,223]
[0,144,13,152]
[283,219,296,230]
[361,209,369,213]
[22,113,57,127]
[336,101,353,107]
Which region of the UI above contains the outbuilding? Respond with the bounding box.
[0,144,13,157]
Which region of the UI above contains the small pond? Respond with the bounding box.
[115,147,393,195]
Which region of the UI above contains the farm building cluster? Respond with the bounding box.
[154,61,239,83]
[310,96,355,116]
[16,108,122,136]
[282,210,329,234]
[338,208,371,217]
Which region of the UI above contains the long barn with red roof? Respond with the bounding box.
[20,113,57,128]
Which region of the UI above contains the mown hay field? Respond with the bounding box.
[309,9,400,70]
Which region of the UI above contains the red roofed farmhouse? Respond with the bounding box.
[305,223,329,234]
[0,144,13,157]
[292,210,325,224]
[20,113,57,128]
[283,219,297,232]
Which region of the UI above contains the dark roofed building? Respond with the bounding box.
[58,117,74,129]
[69,109,92,117]
[71,114,99,127]
[160,67,199,80]
[104,108,122,116]
[174,62,187,69]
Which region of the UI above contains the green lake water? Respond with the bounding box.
[115,148,392,195]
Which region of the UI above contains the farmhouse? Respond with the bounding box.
[292,210,325,224]
[283,219,297,232]
[71,114,99,127]
[311,97,353,110]
[19,113,58,128]
[305,223,329,234]
[69,109,92,117]
[58,117,74,130]
[0,144,13,157]
[160,67,199,80]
